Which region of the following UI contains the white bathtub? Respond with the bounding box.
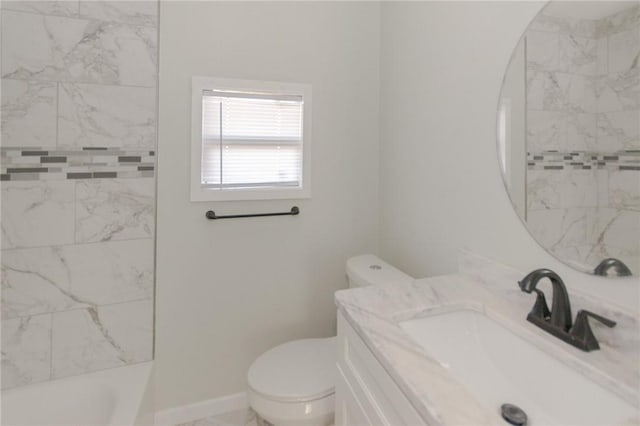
[1,362,154,426]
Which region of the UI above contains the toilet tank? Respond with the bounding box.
[346,254,413,288]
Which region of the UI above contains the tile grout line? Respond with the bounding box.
[0,7,159,34]
[73,178,78,244]
[1,76,157,90]
[48,312,54,382]
[55,82,60,149]
[1,235,155,253]
[5,296,154,324]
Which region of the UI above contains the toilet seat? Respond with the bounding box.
[248,337,336,426]
[248,337,336,402]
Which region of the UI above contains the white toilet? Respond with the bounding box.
[247,254,413,426]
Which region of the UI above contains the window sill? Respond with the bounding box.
[190,186,311,202]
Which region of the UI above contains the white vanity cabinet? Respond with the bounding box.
[335,312,427,426]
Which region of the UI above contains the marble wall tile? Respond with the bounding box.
[1,239,153,319]
[1,1,79,17]
[1,11,91,82]
[596,169,609,208]
[78,1,158,27]
[1,246,88,319]
[608,170,640,211]
[75,178,155,243]
[1,314,52,389]
[529,13,596,39]
[95,299,153,364]
[567,112,597,151]
[597,111,640,151]
[609,27,640,74]
[596,70,639,112]
[1,11,157,87]
[527,71,596,113]
[526,207,590,249]
[526,70,567,111]
[51,300,153,379]
[527,169,598,210]
[525,31,558,71]
[596,208,640,254]
[77,22,157,87]
[1,79,57,148]
[526,110,567,151]
[0,0,159,26]
[58,83,156,148]
[596,5,640,38]
[566,73,597,113]
[584,207,601,246]
[558,34,597,76]
[41,239,154,305]
[596,37,609,76]
[1,181,75,249]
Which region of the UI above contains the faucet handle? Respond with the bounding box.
[575,310,616,328]
[570,310,616,351]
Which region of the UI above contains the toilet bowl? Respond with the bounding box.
[248,337,336,426]
[247,255,413,426]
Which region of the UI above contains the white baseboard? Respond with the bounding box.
[154,392,248,426]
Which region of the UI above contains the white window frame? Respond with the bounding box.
[191,76,312,202]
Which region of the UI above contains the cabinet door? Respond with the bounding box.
[336,312,426,426]
[335,365,373,426]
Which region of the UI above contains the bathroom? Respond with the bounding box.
[1,1,638,425]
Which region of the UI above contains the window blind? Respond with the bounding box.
[201,90,304,189]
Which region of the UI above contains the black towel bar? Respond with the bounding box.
[205,206,299,220]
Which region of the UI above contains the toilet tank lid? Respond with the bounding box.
[248,337,336,402]
[346,254,413,287]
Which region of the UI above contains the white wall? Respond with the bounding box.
[155,1,380,410]
[378,1,639,309]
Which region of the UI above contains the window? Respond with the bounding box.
[191,77,312,201]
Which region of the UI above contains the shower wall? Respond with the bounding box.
[1,1,158,389]
[525,5,639,272]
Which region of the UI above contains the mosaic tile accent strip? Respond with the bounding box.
[527,151,640,171]
[0,147,155,181]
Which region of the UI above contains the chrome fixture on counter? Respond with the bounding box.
[518,269,616,351]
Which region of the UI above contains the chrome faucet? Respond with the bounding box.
[518,269,616,351]
[519,269,572,330]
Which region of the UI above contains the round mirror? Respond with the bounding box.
[498,1,639,277]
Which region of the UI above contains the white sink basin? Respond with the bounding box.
[399,309,637,425]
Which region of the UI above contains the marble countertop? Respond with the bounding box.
[334,266,640,425]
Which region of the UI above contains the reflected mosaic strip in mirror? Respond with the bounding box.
[527,151,640,170]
